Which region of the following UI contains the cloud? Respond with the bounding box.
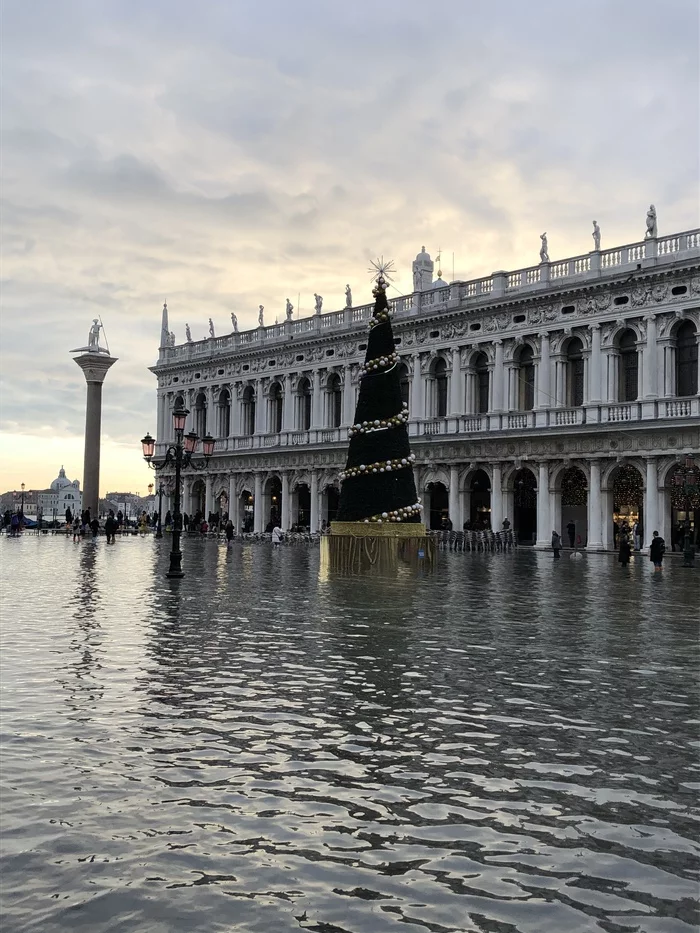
[1,0,698,492]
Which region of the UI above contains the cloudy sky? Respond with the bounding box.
[1,0,698,495]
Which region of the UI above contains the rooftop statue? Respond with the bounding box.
[645,204,657,239]
[258,305,265,326]
[345,284,352,308]
[185,323,193,343]
[314,293,323,314]
[592,220,601,251]
[539,232,549,263]
[231,312,238,333]
[208,318,215,338]
[286,298,294,320]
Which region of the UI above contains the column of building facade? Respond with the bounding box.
[589,325,602,403]
[643,314,657,398]
[449,348,462,416]
[644,458,659,550]
[535,461,550,547]
[281,473,291,530]
[254,379,265,434]
[448,466,460,527]
[253,473,264,533]
[228,473,236,521]
[491,462,503,530]
[586,459,603,549]
[536,332,551,409]
[410,352,424,420]
[311,370,322,429]
[342,365,354,425]
[492,341,504,410]
[205,474,214,517]
[310,471,319,532]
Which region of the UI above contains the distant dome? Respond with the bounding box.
[415,246,432,263]
[50,466,73,491]
[432,276,448,288]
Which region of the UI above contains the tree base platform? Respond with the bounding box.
[323,522,435,573]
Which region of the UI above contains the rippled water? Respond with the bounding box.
[1,536,699,933]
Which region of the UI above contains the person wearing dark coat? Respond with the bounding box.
[566,520,576,548]
[649,531,665,571]
[551,531,562,559]
[618,532,632,566]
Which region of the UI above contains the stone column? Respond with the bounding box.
[535,461,550,547]
[589,324,602,403]
[587,459,603,549]
[643,314,657,398]
[310,471,319,532]
[281,472,291,530]
[253,473,264,533]
[505,363,518,410]
[283,375,294,431]
[411,353,423,419]
[232,384,241,436]
[255,379,266,434]
[644,458,658,549]
[156,391,165,443]
[449,347,462,415]
[464,365,475,415]
[228,473,236,521]
[72,352,118,518]
[205,474,214,517]
[492,341,504,410]
[536,332,550,409]
[448,466,459,527]
[342,366,353,426]
[311,370,322,429]
[662,343,675,397]
[491,462,503,530]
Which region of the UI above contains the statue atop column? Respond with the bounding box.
[185,323,193,342]
[592,220,601,251]
[314,293,323,314]
[231,311,238,333]
[645,204,657,239]
[285,298,294,320]
[345,284,352,308]
[258,305,265,326]
[88,319,102,350]
[72,318,110,355]
[539,232,549,263]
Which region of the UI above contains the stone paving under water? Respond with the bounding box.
[1,536,699,933]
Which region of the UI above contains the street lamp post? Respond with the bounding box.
[141,400,214,579]
[673,455,698,568]
[20,483,25,519]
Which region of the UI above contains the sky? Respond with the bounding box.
[1,0,698,495]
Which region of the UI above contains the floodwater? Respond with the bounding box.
[1,536,699,933]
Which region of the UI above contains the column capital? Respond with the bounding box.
[589,322,601,332]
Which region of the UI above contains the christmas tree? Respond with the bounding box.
[335,264,422,526]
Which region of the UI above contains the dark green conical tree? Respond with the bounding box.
[335,273,422,525]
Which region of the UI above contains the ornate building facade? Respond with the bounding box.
[151,228,700,550]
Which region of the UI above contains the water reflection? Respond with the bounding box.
[1,537,698,933]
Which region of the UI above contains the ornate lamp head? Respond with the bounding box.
[141,433,155,461]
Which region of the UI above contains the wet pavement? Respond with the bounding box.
[1,536,699,932]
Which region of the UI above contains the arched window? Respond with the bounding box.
[298,378,312,431]
[218,388,231,437]
[566,338,584,407]
[676,321,698,397]
[327,374,342,427]
[474,352,489,414]
[433,358,448,418]
[518,345,535,411]
[194,391,207,437]
[241,386,256,436]
[398,362,410,408]
[618,329,638,402]
[269,382,283,434]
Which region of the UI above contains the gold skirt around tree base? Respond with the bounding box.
[322,522,435,574]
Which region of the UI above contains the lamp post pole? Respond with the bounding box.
[20,483,25,519]
[141,400,213,580]
[156,482,164,539]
